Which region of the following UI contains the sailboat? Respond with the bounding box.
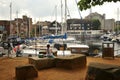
[22,0,89,57]
[53,0,89,56]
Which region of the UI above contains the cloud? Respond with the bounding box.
[0,0,120,22]
[14,0,61,18]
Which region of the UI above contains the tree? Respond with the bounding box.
[30,28,35,37]
[77,0,119,11]
[91,19,101,30]
[114,25,120,32]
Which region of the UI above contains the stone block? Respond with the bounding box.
[16,64,38,80]
[86,62,120,80]
[29,57,55,70]
[55,54,86,69]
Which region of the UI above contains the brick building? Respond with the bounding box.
[10,15,32,38]
[0,20,10,40]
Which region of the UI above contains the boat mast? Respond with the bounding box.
[117,8,119,22]
[61,0,63,34]
[75,0,82,19]
[34,19,36,37]
[117,8,119,34]
[55,5,57,35]
[39,19,41,37]
[64,0,67,34]
[16,11,19,36]
[28,16,31,38]
[10,2,12,36]
[90,5,92,41]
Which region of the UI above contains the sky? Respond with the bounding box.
[0,0,120,23]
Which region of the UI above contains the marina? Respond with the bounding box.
[0,0,120,80]
[1,34,120,58]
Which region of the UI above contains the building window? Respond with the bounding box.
[74,27,77,30]
[82,24,84,26]
[82,27,84,30]
[87,24,90,26]
[70,27,72,30]
[87,32,91,34]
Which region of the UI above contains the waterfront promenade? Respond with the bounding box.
[0,56,120,80]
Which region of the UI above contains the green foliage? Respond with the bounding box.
[91,19,101,30]
[114,26,120,32]
[77,0,119,11]
[30,28,35,37]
